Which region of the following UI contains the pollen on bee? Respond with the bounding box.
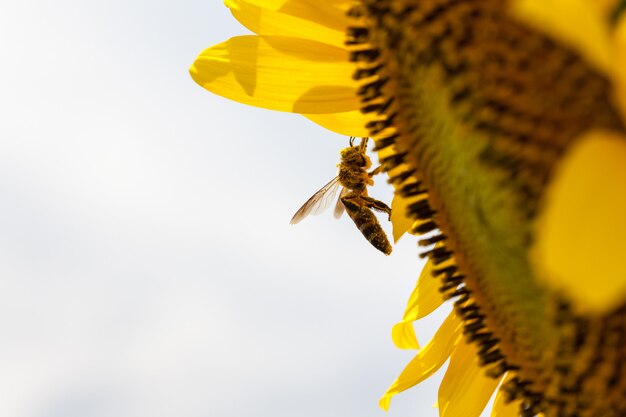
[291,137,393,255]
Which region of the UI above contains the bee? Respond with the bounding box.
[290,137,393,255]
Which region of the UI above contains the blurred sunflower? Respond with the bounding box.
[191,0,626,416]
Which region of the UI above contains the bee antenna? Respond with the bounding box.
[349,136,355,147]
[359,137,369,150]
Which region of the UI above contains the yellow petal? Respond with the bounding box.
[401,261,442,321]
[438,340,502,417]
[226,0,348,47]
[391,260,444,350]
[491,374,520,417]
[380,312,462,411]
[391,320,419,350]
[390,194,413,243]
[304,110,371,137]
[614,14,626,124]
[228,0,351,15]
[533,130,626,314]
[190,36,360,114]
[507,0,612,75]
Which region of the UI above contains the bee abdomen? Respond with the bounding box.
[349,208,392,255]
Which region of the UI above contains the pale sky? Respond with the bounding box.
[0,1,452,416]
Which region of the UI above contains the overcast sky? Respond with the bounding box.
[0,1,452,416]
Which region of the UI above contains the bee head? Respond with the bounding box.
[340,143,371,168]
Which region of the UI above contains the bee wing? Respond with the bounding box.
[290,176,342,225]
[333,187,350,219]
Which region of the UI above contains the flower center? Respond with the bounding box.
[347,0,626,414]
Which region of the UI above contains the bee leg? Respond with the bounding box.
[368,166,383,177]
[358,138,370,165]
[362,196,392,221]
[340,194,361,212]
[341,190,359,203]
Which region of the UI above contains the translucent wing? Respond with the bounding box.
[290,177,342,225]
[333,187,350,219]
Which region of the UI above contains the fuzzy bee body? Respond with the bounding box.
[290,137,392,255]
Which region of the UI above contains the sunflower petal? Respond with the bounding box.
[391,260,443,350]
[390,194,413,243]
[507,0,612,75]
[226,0,351,15]
[491,374,520,417]
[438,340,502,417]
[380,312,462,411]
[533,130,626,314]
[391,321,419,350]
[225,0,348,47]
[190,35,360,114]
[304,111,371,137]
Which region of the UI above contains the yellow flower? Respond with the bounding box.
[191,0,626,416]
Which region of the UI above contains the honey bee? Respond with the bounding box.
[290,137,393,255]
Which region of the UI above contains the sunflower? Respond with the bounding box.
[191,0,626,416]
